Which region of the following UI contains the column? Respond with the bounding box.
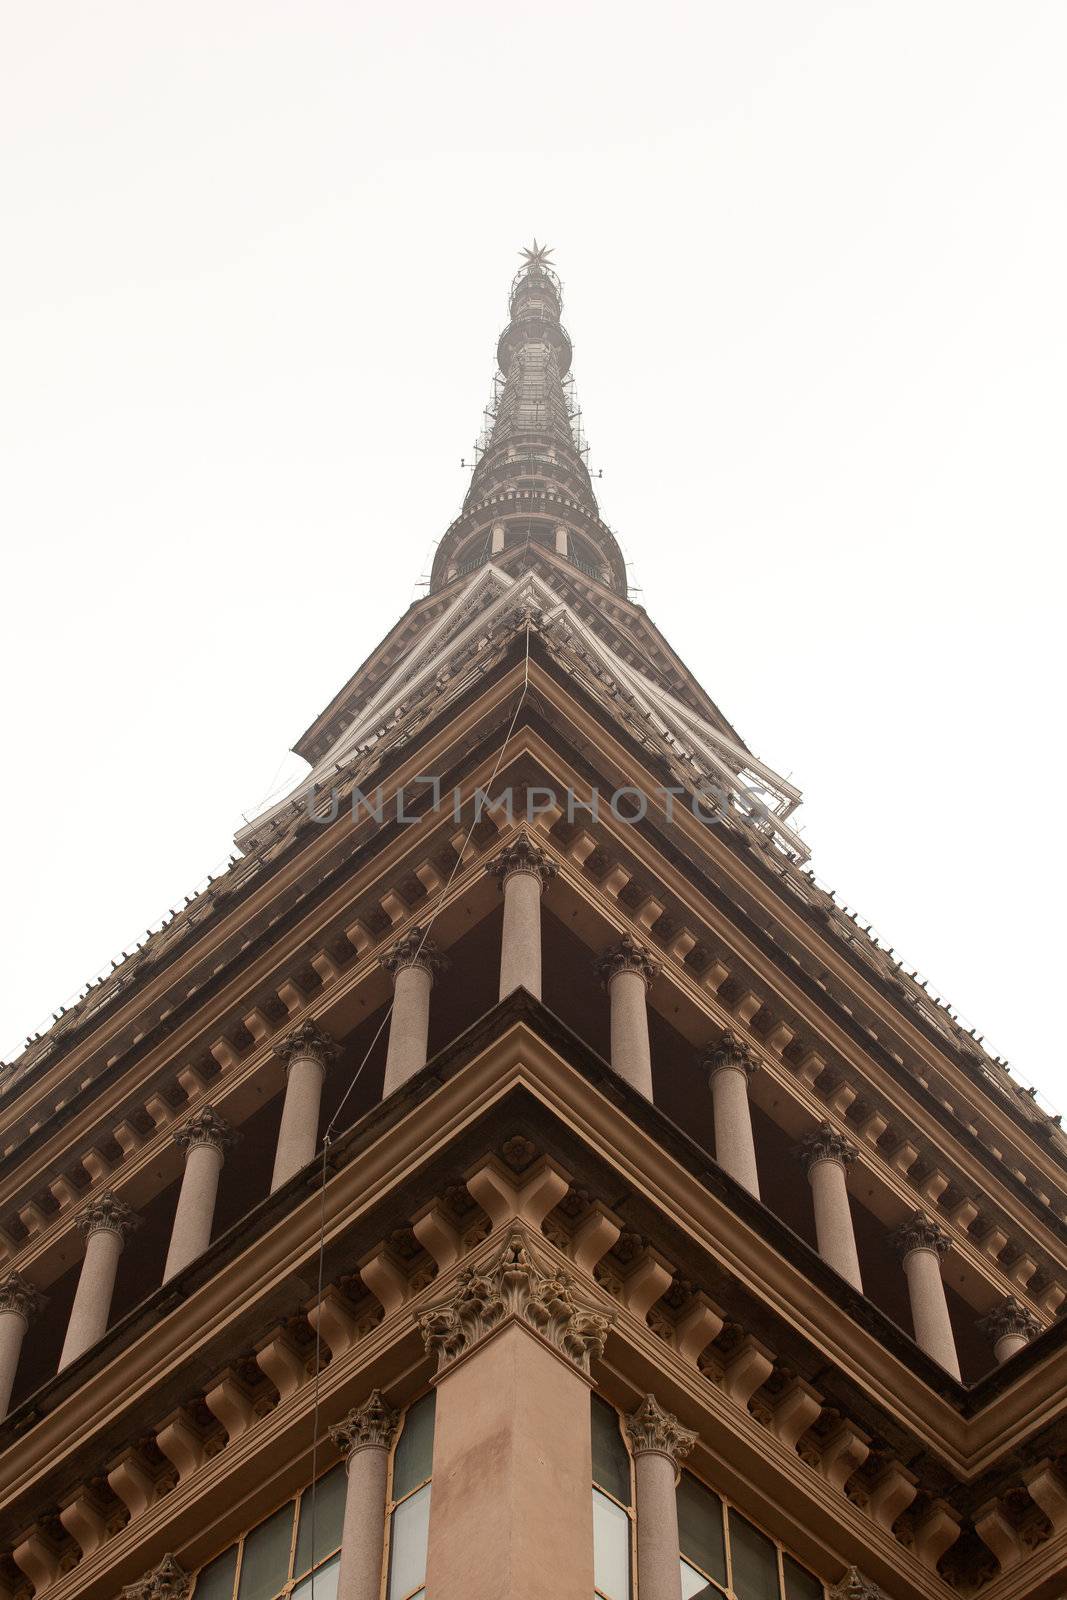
[59,1192,140,1370]
[488,833,558,1000]
[270,1020,339,1192]
[163,1107,236,1281]
[704,1032,761,1198]
[892,1214,960,1380]
[381,929,446,1097]
[419,1228,609,1600]
[330,1390,401,1600]
[120,1555,191,1600]
[798,1124,862,1291]
[595,937,659,1099]
[979,1295,1043,1364]
[626,1394,697,1600]
[0,1272,44,1420]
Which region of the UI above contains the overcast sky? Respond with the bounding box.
[2,3,1064,1116]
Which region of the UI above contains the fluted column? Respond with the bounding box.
[60,1193,140,1369]
[595,937,659,1098]
[487,833,558,1000]
[798,1124,862,1291]
[330,1390,401,1600]
[979,1295,1043,1364]
[0,1272,45,1420]
[381,929,446,1096]
[163,1107,237,1280]
[704,1032,761,1198]
[625,1394,697,1600]
[893,1214,960,1379]
[270,1021,339,1192]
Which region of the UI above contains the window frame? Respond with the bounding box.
[678,1469,826,1600]
[591,1397,636,1600]
[191,1459,347,1600]
[382,1390,435,1600]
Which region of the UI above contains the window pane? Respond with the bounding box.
[728,1511,780,1600]
[388,1481,431,1599]
[295,1465,347,1575]
[195,1546,238,1600]
[236,1505,295,1600]
[593,1488,631,1599]
[677,1474,726,1584]
[783,1556,823,1600]
[290,1554,340,1600]
[591,1397,631,1506]
[681,1560,719,1599]
[393,1393,436,1501]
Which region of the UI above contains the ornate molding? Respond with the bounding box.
[828,1568,888,1600]
[892,1212,950,1259]
[381,928,448,982]
[978,1295,1042,1346]
[487,832,558,891]
[798,1122,858,1174]
[329,1388,400,1456]
[121,1555,191,1600]
[173,1106,237,1155]
[272,1019,340,1071]
[594,936,658,990]
[703,1029,760,1080]
[0,1270,45,1322]
[76,1191,140,1242]
[418,1229,611,1377]
[625,1393,697,1471]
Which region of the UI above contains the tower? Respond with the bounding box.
[0,246,1065,1600]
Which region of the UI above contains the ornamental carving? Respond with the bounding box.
[121,1555,191,1600]
[703,1030,760,1080]
[625,1393,697,1469]
[381,928,448,982]
[828,1568,888,1600]
[594,936,658,989]
[0,1271,45,1321]
[487,832,558,890]
[417,1230,612,1376]
[798,1123,857,1174]
[75,1191,140,1241]
[892,1212,950,1259]
[272,1020,340,1070]
[978,1295,1042,1345]
[173,1106,237,1155]
[329,1389,400,1456]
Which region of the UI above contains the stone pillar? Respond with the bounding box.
[330,1390,401,1600]
[163,1107,237,1281]
[120,1554,191,1600]
[893,1214,960,1380]
[595,937,659,1099]
[487,833,558,1000]
[60,1193,140,1370]
[798,1124,862,1291]
[270,1020,339,1193]
[704,1032,761,1198]
[381,929,446,1097]
[0,1272,45,1420]
[979,1295,1043,1364]
[625,1394,697,1600]
[419,1228,610,1600]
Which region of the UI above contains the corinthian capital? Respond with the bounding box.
[798,1122,858,1174]
[828,1569,888,1600]
[121,1555,191,1600]
[329,1389,400,1457]
[418,1229,611,1377]
[173,1106,237,1155]
[978,1295,1042,1347]
[594,936,658,989]
[272,1019,340,1070]
[0,1271,45,1322]
[76,1191,140,1242]
[703,1030,760,1080]
[625,1394,697,1471]
[381,928,448,982]
[487,832,558,891]
[892,1212,950,1259]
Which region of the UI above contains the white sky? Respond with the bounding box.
[2,3,1064,1115]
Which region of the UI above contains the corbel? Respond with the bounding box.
[254,1324,312,1401]
[155,1406,208,1482]
[203,1367,260,1444]
[464,1153,571,1231]
[105,1447,160,1519]
[973,1500,1022,1574]
[769,1378,823,1451]
[817,1419,870,1493]
[570,1202,623,1276]
[866,1460,918,1531]
[721,1334,775,1407]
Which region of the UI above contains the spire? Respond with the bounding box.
[430,244,627,595]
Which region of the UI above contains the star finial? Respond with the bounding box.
[520,239,554,271]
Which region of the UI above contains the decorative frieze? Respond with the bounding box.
[329,1389,401,1457]
[121,1554,191,1600]
[625,1393,697,1468]
[173,1106,236,1155]
[272,1019,340,1071]
[487,832,558,890]
[75,1191,140,1241]
[594,935,658,989]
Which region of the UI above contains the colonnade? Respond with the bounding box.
[0,835,1045,1416]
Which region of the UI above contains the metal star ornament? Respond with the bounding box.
[520,239,554,270]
